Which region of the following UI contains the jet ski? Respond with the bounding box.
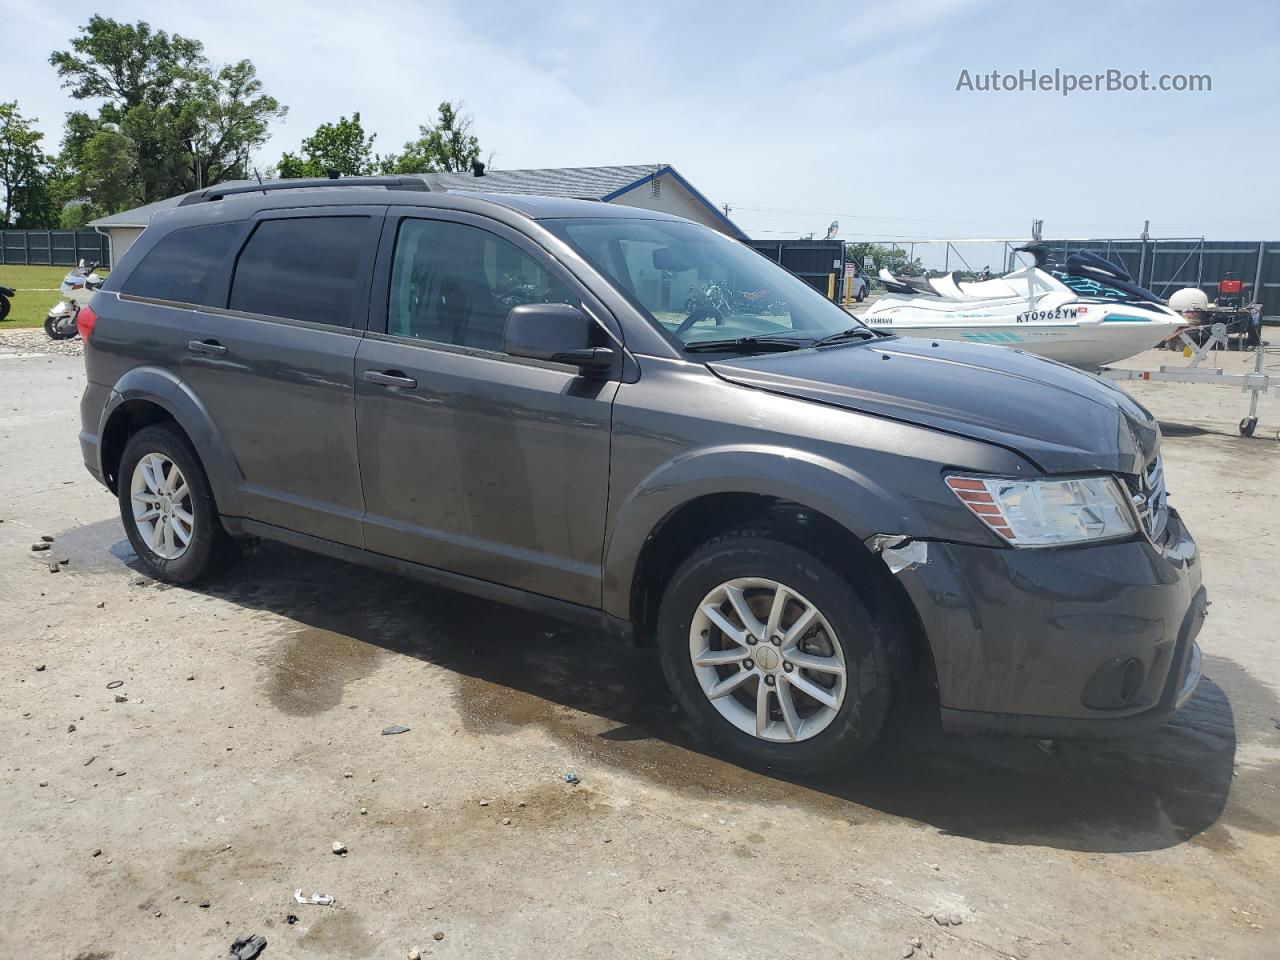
[862,244,1186,369]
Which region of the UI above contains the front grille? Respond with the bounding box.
[1130,453,1168,541]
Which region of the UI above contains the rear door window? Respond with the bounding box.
[230,216,370,327]
[121,221,243,306]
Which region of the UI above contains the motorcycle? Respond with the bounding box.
[0,282,14,321]
[45,261,105,340]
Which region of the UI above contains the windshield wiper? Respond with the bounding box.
[811,326,882,347]
[684,335,812,354]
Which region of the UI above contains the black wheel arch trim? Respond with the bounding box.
[98,366,244,516]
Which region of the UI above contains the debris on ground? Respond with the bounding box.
[479,799,489,807]
[228,933,267,959]
[564,772,580,785]
[35,664,46,672]
[114,694,128,703]
[407,949,421,960]
[31,542,51,552]
[331,841,347,855]
[48,560,60,573]
[359,807,367,815]
[285,914,298,925]
[67,723,76,732]
[502,817,512,825]
[40,534,54,542]
[433,931,445,941]
[106,680,124,689]
[381,724,410,735]
[293,889,335,906]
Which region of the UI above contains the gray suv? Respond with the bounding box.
[77,177,1206,773]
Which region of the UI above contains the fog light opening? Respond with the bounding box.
[1119,658,1144,705]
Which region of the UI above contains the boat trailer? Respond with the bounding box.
[1100,322,1279,437]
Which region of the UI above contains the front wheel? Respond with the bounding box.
[44,314,78,340]
[656,532,893,774]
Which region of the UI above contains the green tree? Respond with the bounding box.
[381,101,482,174]
[50,16,285,209]
[845,241,923,276]
[0,101,54,226]
[278,113,378,178]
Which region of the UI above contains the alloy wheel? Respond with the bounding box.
[130,452,194,560]
[688,577,847,742]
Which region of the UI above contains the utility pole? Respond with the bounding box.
[722,203,732,218]
[1138,219,1151,287]
[1031,218,1043,241]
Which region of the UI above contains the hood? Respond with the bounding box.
[708,337,1159,475]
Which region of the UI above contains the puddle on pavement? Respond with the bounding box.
[43,517,137,573]
[61,529,1279,855]
[264,626,387,716]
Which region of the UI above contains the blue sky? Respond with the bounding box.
[6,0,1278,242]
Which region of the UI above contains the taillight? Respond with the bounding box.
[76,304,97,341]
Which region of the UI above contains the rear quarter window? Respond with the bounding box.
[229,216,369,327]
[120,221,244,306]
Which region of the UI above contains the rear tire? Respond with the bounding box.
[0,295,10,321]
[656,531,893,775]
[118,424,235,584]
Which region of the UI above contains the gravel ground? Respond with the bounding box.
[0,327,85,357]
[1,344,1277,959]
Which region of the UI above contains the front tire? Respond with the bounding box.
[656,531,893,775]
[44,314,77,340]
[118,424,234,584]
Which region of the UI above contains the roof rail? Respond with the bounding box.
[177,176,433,206]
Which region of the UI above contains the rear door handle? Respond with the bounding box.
[188,339,227,356]
[364,369,417,389]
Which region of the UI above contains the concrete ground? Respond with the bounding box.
[2,334,1278,960]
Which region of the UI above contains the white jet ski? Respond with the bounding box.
[862,244,1186,369]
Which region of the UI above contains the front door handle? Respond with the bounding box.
[364,369,418,389]
[187,339,227,356]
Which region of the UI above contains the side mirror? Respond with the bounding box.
[504,303,614,373]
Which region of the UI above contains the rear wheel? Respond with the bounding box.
[0,294,10,321]
[118,424,234,584]
[656,531,893,774]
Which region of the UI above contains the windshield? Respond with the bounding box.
[546,218,870,349]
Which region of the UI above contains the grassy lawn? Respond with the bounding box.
[0,265,97,329]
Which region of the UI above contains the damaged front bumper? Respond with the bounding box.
[872,508,1205,738]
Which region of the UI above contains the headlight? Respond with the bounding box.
[946,475,1137,546]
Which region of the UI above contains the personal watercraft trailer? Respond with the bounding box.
[862,244,1186,369]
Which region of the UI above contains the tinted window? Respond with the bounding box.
[388,218,574,351]
[121,222,243,306]
[230,217,369,327]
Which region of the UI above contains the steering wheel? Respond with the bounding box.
[674,306,724,336]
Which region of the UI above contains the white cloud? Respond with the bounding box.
[4,0,1277,238]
